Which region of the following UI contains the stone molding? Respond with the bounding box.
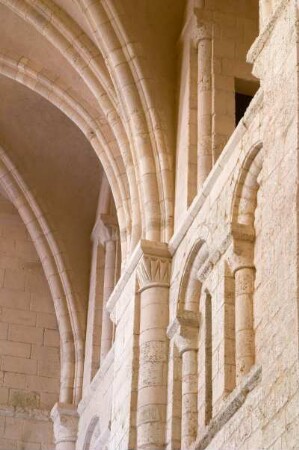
[191,365,262,450]
[167,311,200,355]
[51,402,79,444]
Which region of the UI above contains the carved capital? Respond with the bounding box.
[137,254,171,292]
[136,240,171,292]
[192,10,212,47]
[167,311,199,355]
[51,402,79,445]
[92,214,118,245]
[226,240,254,275]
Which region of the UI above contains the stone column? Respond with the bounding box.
[168,311,199,450]
[51,403,79,450]
[100,220,118,364]
[194,20,213,189]
[235,266,255,383]
[136,241,171,449]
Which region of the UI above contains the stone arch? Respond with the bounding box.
[0,52,136,258]
[231,141,263,231]
[0,144,81,404]
[76,0,174,242]
[0,0,143,255]
[1,0,171,247]
[177,239,209,315]
[228,141,263,383]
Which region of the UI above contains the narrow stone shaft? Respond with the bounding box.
[100,238,117,362]
[197,33,212,188]
[235,267,255,382]
[181,349,198,449]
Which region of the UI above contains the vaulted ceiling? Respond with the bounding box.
[0,0,186,311]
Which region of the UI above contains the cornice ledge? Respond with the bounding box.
[247,0,291,64]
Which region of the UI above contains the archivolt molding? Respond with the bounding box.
[83,416,100,450]
[76,0,174,242]
[0,144,82,405]
[231,141,263,228]
[0,0,142,254]
[0,52,138,256]
[227,141,263,273]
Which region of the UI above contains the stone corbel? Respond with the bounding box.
[51,402,79,448]
[167,310,200,355]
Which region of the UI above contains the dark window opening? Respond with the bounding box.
[235,78,259,126]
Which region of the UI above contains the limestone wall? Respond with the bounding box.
[0,193,59,450]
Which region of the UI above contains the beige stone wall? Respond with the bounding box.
[0,193,59,449]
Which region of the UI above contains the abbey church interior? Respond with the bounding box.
[0,0,298,449]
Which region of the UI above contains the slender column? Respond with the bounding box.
[168,312,199,450]
[136,242,171,449]
[194,21,213,189]
[100,223,118,363]
[235,266,255,383]
[51,403,79,450]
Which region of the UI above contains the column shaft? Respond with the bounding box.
[137,285,169,449]
[197,35,212,188]
[235,267,255,382]
[181,349,198,449]
[100,239,116,363]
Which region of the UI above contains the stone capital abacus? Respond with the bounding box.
[226,238,255,275]
[168,311,199,355]
[136,240,171,293]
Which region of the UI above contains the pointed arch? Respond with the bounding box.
[76,0,174,241]
[0,144,82,404]
[0,0,142,254]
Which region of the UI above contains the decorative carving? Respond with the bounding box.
[137,254,171,292]
[92,214,118,245]
[51,402,79,444]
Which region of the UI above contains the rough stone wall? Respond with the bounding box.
[0,193,59,450]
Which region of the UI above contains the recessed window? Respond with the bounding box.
[235,78,259,126]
